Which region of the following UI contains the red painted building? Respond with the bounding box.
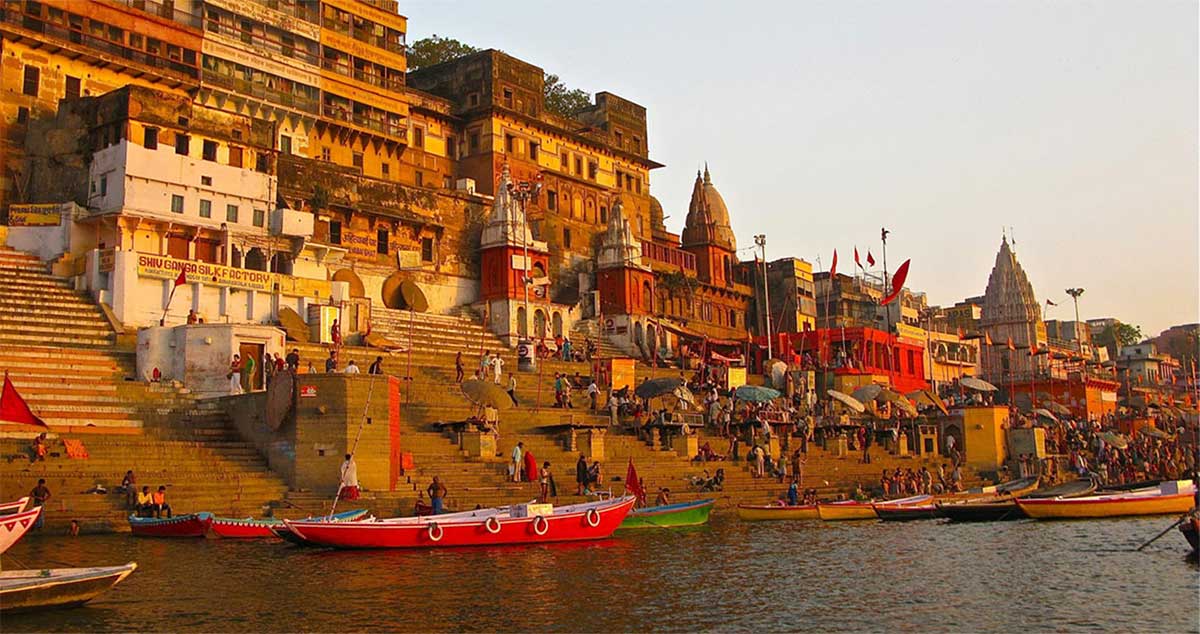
[763,327,930,394]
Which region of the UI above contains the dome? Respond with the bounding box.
[681,165,736,251]
[649,195,665,234]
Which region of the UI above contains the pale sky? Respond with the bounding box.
[406,0,1198,336]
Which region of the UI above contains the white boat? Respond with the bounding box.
[0,564,138,613]
[0,506,42,555]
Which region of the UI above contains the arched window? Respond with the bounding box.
[642,281,652,312]
[230,246,243,268]
[517,306,528,337]
[534,309,547,339]
[729,309,737,328]
[270,253,294,275]
[245,247,267,271]
[552,312,563,338]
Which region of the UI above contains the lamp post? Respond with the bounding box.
[754,234,772,360]
[507,173,542,371]
[1065,288,1085,356]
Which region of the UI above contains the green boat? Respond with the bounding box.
[618,498,716,529]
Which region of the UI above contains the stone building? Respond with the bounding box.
[979,237,1048,384]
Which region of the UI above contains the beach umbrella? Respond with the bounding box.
[1034,408,1059,423]
[635,377,683,399]
[672,385,696,407]
[1101,431,1128,449]
[734,385,781,403]
[960,377,998,392]
[460,379,513,411]
[1044,401,1072,417]
[399,280,429,313]
[766,359,788,389]
[827,389,865,414]
[1140,427,1171,439]
[878,392,917,417]
[852,384,882,403]
[907,390,949,416]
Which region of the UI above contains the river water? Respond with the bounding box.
[4,514,1197,633]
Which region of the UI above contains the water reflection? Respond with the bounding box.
[4,515,1197,633]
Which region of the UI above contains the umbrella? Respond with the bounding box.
[884,395,917,417]
[1034,408,1059,423]
[1140,427,1171,439]
[672,385,696,407]
[635,377,683,399]
[766,359,788,389]
[876,388,907,405]
[1043,401,1072,417]
[907,390,949,416]
[734,385,781,403]
[852,384,882,403]
[1101,431,1128,450]
[827,389,865,414]
[960,377,998,392]
[460,379,513,411]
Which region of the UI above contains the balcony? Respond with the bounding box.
[320,102,405,138]
[203,18,321,66]
[320,58,404,91]
[642,242,695,272]
[203,72,319,114]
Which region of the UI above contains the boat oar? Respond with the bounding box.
[1135,515,1187,552]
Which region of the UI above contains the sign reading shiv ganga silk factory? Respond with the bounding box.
[136,253,331,297]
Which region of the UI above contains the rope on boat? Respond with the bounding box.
[328,371,379,518]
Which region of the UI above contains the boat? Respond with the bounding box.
[873,495,938,522]
[128,513,213,537]
[736,503,819,521]
[284,496,636,549]
[1021,478,1097,499]
[1016,481,1197,520]
[209,509,369,539]
[938,500,1026,522]
[618,499,714,529]
[817,500,878,521]
[1181,515,1198,552]
[0,496,29,514]
[0,506,42,554]
[0,564,137,613]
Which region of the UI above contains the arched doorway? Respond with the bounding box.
[552,312,563,338]
[646,323,657,358]
[270,253,294,275]
[245,248,267,271]
[230,246,243,268]
[634,321,644,353]
[332,268,366,298]
[533,309,547,340]
[517,306,528,337]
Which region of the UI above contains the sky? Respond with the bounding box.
[404,0,1198,336]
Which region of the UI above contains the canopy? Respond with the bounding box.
[1033,408,1059,423]
[827,389,865,414]
[960,377,998,392]
[460,379,513,411]
[1043,401,1072,417]
[852,384,883,403]
[1101,431,1128,450]
[734,385,781,403]
[635,377,684,399]
[1140,426,1171,439]
[672,385,696,407]
[907,390,948,416]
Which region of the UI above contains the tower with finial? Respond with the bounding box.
[681,163,737,286]
[980,235,1048,383]
[596,198,654,316]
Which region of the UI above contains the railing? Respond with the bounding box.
[204,19,321,66]
[256,0,320,24]
[320,58,403,90]
[204,73,319,114]
[642,242,696,271]
[112,0,203,29]
[320,102,405,137]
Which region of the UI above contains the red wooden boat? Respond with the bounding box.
[284,496,636,549]
[210,509,368,539]
[128,513,213,538]
[0,506,42,555]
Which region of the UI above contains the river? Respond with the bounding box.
[4,514,1197,633]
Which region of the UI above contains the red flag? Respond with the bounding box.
[1029,341,1039,356]
[867,251,876,267]
[956,327,965,340]
[879,259,910,306]
[830,250,838,277]
[985,331,993,347]
[0,373,47,428]
[854,247,862,269]
[625,459,644,502]
[1006,337,1015,352]
[174,269,187,287]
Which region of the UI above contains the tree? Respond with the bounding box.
[1096,322,1143,355]
[542,74,592,117]
[406,35,479,71]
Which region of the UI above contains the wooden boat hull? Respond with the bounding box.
[938,501,1026,522]
[1181,517,1198,551]
[0,507,42,555]
[736,504,819,521]
[0,563,136,613]
[619,499,715,529]
[1017,492,1195,519]
[210,509,368,539]
[285,497,635,549]
[817,502,877,521]
[128,513,213,537]
[0,497,29,514]
[874,504,939,521]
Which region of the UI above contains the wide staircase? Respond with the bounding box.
[569,318,629,360]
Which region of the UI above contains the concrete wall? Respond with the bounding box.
[137,323,286,397]
[962,406,1009,473]
[5,203,88,263]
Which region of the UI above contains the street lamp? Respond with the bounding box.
[1066,288,1085,356]
[754,234,772,359]
[507,173,543,368]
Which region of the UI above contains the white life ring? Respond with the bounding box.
[484,516,502,534]
[532,515,549,536]
[584,508,601,528]
[427,522,443,542]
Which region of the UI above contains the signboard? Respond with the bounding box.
[98,249,115,273]
[342,226,404,261]
[8,203,64,227]
[510,254,530,271]
[202,37,320,87]
[726,367,747,390]
[895,322,927,344]
[135,253,331,296]
[206,0,321,40]
[300,385,318,398]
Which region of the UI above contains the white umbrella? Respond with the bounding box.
[827,389,865,414]
[961,377,999,392]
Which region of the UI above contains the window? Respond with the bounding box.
[16,107,28,124]
[574,156,583,175]
[615,130,623,147]
[381,162,390,179]
[632,136,641,152]
[588,161,598,180]
[175,133,190,155]
[468,131,480,154]
[226,204,238,222]
[468,93,480,107]
[563,228,572,248]
[280,135,292,154]
[529,141,539,161]
[321,147,331,162]
[560,152,569,172]
[547,190,557,211]
[413,127,424,148]
[599,206,607,223]
[202,139,218,161]
[376,228,389,255]
[144,127,158,149]
[99,174,108,197]
[199,199,212,218]
[414,171,424,187]
[64,76,80,101]
[329,220,342,245]
[421,237,433,262]
[505,134,514,153]
[502,87,513,108]
[253,208,265,227]
[228,146,243,168]
[446,135,457,160]
[256,153,269,173]
[200,176,212,186]
[352,152,363,170]
[171,194,184,214]
[22,66,39,97]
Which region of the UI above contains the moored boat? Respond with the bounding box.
[1181,516,1198,552]
[128,513,213,538]
[619,499,714,529]
[0,497,29,514]
[817,500,878,521]
[0,506,42,555]
[938,500,1025,522]
[209,509,369,539]
[284,496,635,549]
[1016,481,1196,520]
[736,503,819,521]
[0,564,137,613]
[873,495,938,521]
[1020,478,1097,499]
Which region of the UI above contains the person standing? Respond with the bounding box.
[787,477,800,506]
[587,380,600,411]
[492,354,505,384]
[339,453,359,500]
[455,351,464,383]
[330,319,342,348]
[507,374,518,406]
[286,348,301,372]
[754,445,766,478]
[427,476,447,515]
[523,447,538,484]
[242,353,256,392]
[29,478,51,529]
[343,359,361,374]
[229,354,244,395]
[511,442,524,482]
[539,461,551,503]
[479,350,491,380]
[575,454,589,495]
[325,349,338,373]
[368,356,384,375]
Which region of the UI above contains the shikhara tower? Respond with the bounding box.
[980,236,1048,383]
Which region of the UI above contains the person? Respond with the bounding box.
[229,354,243,395]
[242,353,256,392]
[587,461,602,491]
[479,351,490,380]
[264,354,276,385]
[136,485,154,517]
[539,461,551,503]
[754,444,766,478]
[511,442,524,482]
[946,434,958,463]
[325,349,338,373]
[330,319,342,348]
[274,353,286,374]
[655,487,671,506]
[507,374,518,406]
[524,447,538,484]
[186,309,199,324]
[343,359,361,374]
[492,354,505,384]
[427,476,447,515]
[576,454,589,495]
[455,351,464,383]
[339,454,359,500]
[29,433,47,463]
[29,479,51,529]
[119,470,137,509]
[587,379,600,411]
[368,356,384,375]
[68,519,80,536]
[787,478,800,506]
[286,348,301,372]
[151,485,172,518]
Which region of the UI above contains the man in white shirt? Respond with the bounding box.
[492,354,505,384]
[587,381,600,411]
[343,359,361,374]
[339,453,359,500]
[511,442,524,482]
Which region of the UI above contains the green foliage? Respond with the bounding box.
[308,185,329,213]
[1096,322,1143,352]
[542,74,592,117]
[406,35,479,71]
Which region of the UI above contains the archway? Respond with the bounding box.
[646,323,657,359]
[552,312,563,338]
[533,309,547,340]
[332,268,366,298]
[270,253,294,275]
[230,246,243,268]
[641,281,652,312]
[245,247,267,271]
[634,321,644,351]
[943,424,962,456]
[517,306,528,337]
